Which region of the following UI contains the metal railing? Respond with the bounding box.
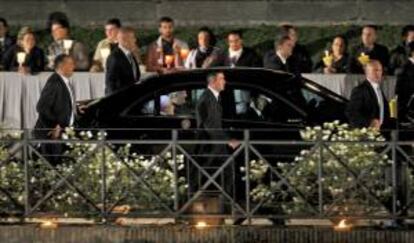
[0,128,413,224]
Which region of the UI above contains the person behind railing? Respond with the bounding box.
[263,35,298,74]
[390,25,414,76]
[279,25,313,73]
[395,42,414,123]
[46,18,90,71]
[346,60,391,130]
[347,25,390,74]
[105,27,141,95]
[146,16,188,74]
[184,27,219,69]
[34,54,86,165]
[313,35,349,74]
[90,18,122,72]
[0,17,15,69]
[1,26,45,74]
[210,30,262,68]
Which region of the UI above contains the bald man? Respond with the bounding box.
[346,60,391,129]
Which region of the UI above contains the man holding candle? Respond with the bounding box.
[348,25,390,74]
[146,17,188,74]
[90,18,124,72]
[47,19,90,71]
[105,27,140,95]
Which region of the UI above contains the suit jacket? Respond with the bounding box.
[196,89,229,157]
[34,73,74,138]
[346,80,390,128]
[389,43,410,75]
[263,50,300,74]
[210,47,262,67]
[2,44,45,73]
[105,46,140,95]
[292,44,313,73]
[348,43,390,74]
[395,61,414,121]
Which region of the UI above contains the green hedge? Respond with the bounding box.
[11,25,405,64]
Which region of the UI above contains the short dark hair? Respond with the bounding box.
[362,25,378,32]
[0,17,8,28]
[159,16,174,25]
[106,18,121,28]
[51,18,70,30]
[275,35,291,47]
[280,25,297,35]
[227,30,243,39]
[206,72,223,84]
[54,54,72,70]
[198,26,217,46]
[402,25,414,38]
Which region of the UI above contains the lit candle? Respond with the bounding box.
[180,48,190,61]
[40,219,58,229]
[63,39,74,54]
[100,48,111,60]
[165,55,174,68]
[17,52,27,66]
[334,219,352,231]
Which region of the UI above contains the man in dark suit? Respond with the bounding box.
[395,42,414,122]
[346,60,391,129]
[105,27,141,95]
[390,25,414,76]
[35,54,85,164]
[210,30,262,68]
[263,35,299,75]
[0,18,15,69]
[348,25,390,74]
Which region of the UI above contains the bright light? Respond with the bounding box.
[40,220,58,229]
[195,221,208,229]
[334,219,352,231]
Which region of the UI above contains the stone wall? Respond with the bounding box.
[0,0,413,28]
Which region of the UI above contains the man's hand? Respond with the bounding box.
[228,139,240,149]
[77,104,88,114]
[370,119,381,130]
[48,124,62,139]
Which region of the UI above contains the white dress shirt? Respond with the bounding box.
[276,51,287,65]
[229,48,243,67]
[58,73,75,126]
[368,80,384,125]
[208,86,220,101]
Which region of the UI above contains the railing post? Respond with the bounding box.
[23,129,30,217]
[244,129,251,225]
[318,130,323,215]
[100,129,107,223]
[172,130,179,215]
[391,129,398,216]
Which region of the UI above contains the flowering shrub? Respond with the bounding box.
[246,121,393,216]
[0,127,187,216]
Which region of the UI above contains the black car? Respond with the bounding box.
[80,68,347,134]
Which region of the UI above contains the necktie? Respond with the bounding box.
[127,53,138,81]
[376,86,384,124]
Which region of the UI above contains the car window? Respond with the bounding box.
[232,87,304,123]
[126,87,206,117]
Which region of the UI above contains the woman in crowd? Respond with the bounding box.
[2,26,45,74]
[314,35,349,74]
[185,27,219,69]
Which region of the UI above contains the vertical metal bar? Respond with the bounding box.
[23,129,30,217]
[172,130,179,214]
[244,130,251,225]
[100,130,107,222]
[391,130,398,216]
[318,131,323,215]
